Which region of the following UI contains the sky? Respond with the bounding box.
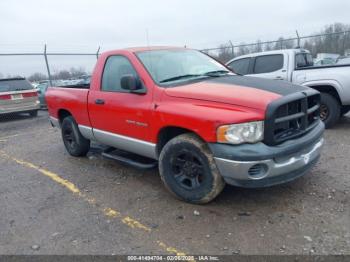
[0,0,349,77]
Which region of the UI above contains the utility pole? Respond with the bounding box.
[229,40,234,58]
[343,32,347,55]
[296,30,301,48]
[96,46,100,59]
[43,44,53,86]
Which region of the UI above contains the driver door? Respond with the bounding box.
[88,55,153,142]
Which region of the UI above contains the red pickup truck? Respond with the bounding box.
[46,47,324,204]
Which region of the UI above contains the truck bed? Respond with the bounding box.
[46,86,91,127]
[295,63,350,71]
[57,83,90,89]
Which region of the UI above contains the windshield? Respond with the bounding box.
[136,49,230,85]
[0,79,34,92]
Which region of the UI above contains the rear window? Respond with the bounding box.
[295,53,314,68]
[0,79,34,92]
[253,54,283,74]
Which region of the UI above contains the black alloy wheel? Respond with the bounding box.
[171,150,204,190]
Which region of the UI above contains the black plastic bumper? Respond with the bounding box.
[208,120,324,161]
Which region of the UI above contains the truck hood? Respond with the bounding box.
[164,75,308,111]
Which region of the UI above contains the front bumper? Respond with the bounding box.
[209,121,324,188]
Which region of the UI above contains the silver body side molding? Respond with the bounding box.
[78,125,95,141]
[92,128,157,160]
[54,121,157,159]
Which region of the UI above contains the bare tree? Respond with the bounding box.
[56,70,71,80]
[69,67,86,78]
[236,43,250,57]
[254,40,263,53]
[216,44,234,63]
[213,23,350,59]
[28,72,47,82]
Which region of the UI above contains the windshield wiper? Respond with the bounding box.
[202,70,230,76]
[160,70,231,83]
[160,74,202,83]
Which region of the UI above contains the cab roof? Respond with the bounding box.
[110,46,187,53]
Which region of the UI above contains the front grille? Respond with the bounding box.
[264,90,320,146]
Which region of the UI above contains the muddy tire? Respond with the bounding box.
[159,133,225,204]
[61,116,90,157]
[320,93,340,129]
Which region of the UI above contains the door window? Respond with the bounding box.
[227,58,250,75]
[101,56,137,92]
[253,54,283,74]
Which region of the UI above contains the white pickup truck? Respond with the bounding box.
[226,49,350,128]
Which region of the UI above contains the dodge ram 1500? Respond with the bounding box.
[46,47,324,203]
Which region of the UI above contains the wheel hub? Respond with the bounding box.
[171,151,204,190]
[320,104,329,121]
[182,161,199,177]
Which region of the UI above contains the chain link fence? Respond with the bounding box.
[1,30,350,83]
[0,45,100,86]
[201,30,350,63]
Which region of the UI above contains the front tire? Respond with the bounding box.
[61,116,90,157]
[159,133,225,204]
[319,93,340,128]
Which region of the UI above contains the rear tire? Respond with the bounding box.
[29,110,38,117]
[159,133,225,204]
[61,116,90,157]
[319,93,340,128]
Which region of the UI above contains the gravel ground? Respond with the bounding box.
[0,111,349,255]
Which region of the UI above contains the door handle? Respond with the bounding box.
[275,76,283,80]
[95,99,105,105]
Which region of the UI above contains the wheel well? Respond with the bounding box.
[156,126,195,156]
[309,85,341,103]
[58,109,72,124]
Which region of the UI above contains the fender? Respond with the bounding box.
[151,97,264,143]
[300,79,349,105]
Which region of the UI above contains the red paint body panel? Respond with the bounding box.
[86,50,156,139]
[46,47,281,145]
[150,94,265,143]
[164,82,280,111]
[46,87,91,127]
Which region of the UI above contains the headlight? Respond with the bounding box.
[217,121,264,144]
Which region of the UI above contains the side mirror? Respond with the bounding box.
[120,75,146,94]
